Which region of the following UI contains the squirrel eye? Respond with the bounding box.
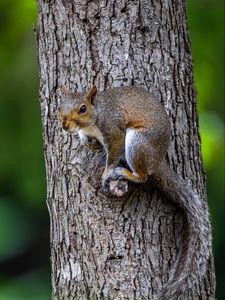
[79,105,87,113]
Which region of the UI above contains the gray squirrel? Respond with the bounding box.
[59,85,211,299]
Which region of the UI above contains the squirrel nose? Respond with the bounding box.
[62,122,69,130]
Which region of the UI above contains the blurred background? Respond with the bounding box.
[0,0,224,299]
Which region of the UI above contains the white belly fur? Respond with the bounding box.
[78,125,104,145]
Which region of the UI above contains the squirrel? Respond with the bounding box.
[59,85,211,299]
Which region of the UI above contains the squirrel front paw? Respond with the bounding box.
[84,138,102,150]
[80,135,102,150]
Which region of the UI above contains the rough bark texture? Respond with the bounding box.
[37,0,216,299]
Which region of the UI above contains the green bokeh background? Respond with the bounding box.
[0,1,224,299]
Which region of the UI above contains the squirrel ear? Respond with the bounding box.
[61,85,69,96]
[86,85,97,105]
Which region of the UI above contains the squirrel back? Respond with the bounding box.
[95,86,169,133]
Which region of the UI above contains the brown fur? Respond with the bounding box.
[60,85,211,299]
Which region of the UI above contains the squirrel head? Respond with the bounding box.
[59,85,98,133]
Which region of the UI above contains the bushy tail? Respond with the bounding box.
[153,162,211,299]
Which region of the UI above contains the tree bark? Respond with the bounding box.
[37,0,216,299]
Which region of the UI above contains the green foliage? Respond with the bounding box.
[0,199,36,261]
[188,1,224,298]
[0,0,224,299]
[0,1,45,207]
[0,1,50,299]
[0,269,50,300]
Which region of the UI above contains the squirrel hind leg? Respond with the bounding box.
[106,166,148,183]
[102,157,147,196]
[125,129,151,183]
[121,167,148,183]
[127,156,148,183]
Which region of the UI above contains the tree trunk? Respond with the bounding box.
[37,0,215,299]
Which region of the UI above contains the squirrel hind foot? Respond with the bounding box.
[106,166,148,184]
